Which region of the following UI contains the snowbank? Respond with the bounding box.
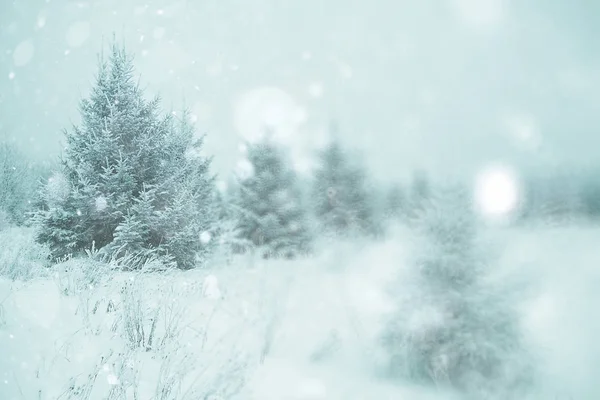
[1,226,600,398]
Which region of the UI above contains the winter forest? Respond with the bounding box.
[1,1,600,399]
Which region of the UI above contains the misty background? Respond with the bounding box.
[2,0,600,183]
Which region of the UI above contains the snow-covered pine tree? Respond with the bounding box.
[34,43,215,269]
[312,140,376,236]
[381,185,533,399]
[232,139,311,259]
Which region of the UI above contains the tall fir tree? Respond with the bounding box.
[232,139,311,259]
[312,140,376,236]
[34,43,215,269]
[381,185,533,398]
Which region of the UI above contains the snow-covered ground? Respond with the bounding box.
[1,225,599,399]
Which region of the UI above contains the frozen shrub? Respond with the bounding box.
[381,185,534,399]
[0,227,50,281]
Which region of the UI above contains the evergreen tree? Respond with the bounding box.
[312,140,376,236]
[34,43,215,268]
[233,139,311,259]
[381,185,533,398]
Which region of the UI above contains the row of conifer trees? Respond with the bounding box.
[0,43,427,268]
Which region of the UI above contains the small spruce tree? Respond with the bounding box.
[34,42,215,268]
[312,140,376,236]
[381,185,533,399]
[232,139,311,259]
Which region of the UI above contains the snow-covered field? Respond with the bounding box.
[1,225,599,399]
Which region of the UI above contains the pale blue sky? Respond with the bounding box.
[1,0,599,182]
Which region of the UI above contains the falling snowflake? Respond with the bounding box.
[95,196,107,211]
[474,164,520,219]
[8,72,15,80]
[236,158,255,180]
[76,209,82,216]
[13,39,35,67]
[37,14,46,28]
[107,374,120,385]
[200,231,212,244]
[216,180,228,193]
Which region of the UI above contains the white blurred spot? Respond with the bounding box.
[200,231,212,245]
[13,40,35,67]
[474,164,520,218]
[450,0,506,29]
[216,180,228,193]
[95,196,107,212]
[76,209,82,216]
[102,364,110,372]
[230,64,239,71]
[37,14,46,29]
[153,27,165,39]
[308,82,324,98]
[46,172,70,207]
[236,158,255,180]
[107,374,120,385]
[66,21,91,48]
[302,51,312,60]
[8,72,15,80]
[292,155,314,175]
[156,9,164,15]
[64,49,70,56]
[139,34,144,42]
[238,143,248,154]
[233,87,306,144]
